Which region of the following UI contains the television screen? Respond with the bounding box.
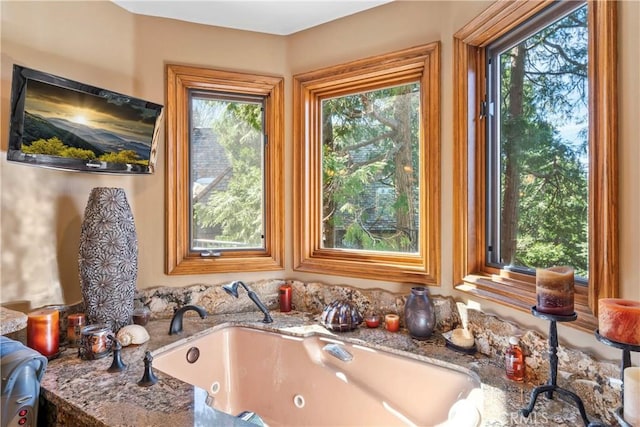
[7,65,163,174]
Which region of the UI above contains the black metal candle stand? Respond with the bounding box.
[595,329,640,427]
[520,306,602,427]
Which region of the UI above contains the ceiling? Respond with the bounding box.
[111,1,392,36]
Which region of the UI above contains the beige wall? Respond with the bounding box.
[0,1,289,311]
[1,1,638,361]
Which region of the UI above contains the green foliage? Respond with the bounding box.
[22,137,67,155]
[61,146,97,161]
[192,101,264,247]
[22,137,96,160]
[22,137,146,165]
[497,4,588,277]
[321,83,420,252]
[195,167,263,246]
[226,102,263,131]
[98,150,148,166]
[342,222,409,252]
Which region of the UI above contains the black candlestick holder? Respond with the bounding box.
[521,306,597,427]
[595,329,640,427]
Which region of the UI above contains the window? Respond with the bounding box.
[294,43,441,284]
[190,92,265,252]
[487,3,589,277]
[321,83,420,253]
[166,65,284,274]
[453,1,618,330]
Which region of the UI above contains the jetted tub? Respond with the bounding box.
[153,325,482,426]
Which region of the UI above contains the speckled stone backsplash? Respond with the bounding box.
[134,279,461,332]
[131,279,620,424]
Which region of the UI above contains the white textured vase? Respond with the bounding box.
[79,187,137,333]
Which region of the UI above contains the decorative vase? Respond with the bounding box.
[404,286,435,340]
[79,187,137,333]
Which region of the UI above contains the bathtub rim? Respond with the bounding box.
[151,321,483,389]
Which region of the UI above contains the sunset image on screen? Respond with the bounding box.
[21,79,159,166]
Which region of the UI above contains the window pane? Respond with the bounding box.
[490,4,588,278]
[321,82,420,253]
[189,92,265,251]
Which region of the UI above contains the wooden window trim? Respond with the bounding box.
[453,0,618,331]
[165,64,284,274]
[293,42,441,285]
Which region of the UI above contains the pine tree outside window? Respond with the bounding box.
[294,43,441,285]
[189,92,266,252]
[321,83,420,254]
[453,0,618,331]
[165,65,284,274]
[486,2,589,279]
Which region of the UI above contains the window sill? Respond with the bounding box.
[166,252,283,275]
[455,274,597,332]
[294,253,438,286]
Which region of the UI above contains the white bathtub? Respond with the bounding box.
[153,325,482,426]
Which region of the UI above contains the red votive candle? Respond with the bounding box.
[67,313,86,347]
[279,284,292,312]
[27,308,60,358]
[385,314,400,332]
[536,266,574,315]
[365,314,381,328]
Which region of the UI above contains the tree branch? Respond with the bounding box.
[360,94,398,129]
[342,130,395,152]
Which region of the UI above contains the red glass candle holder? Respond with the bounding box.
[132,307,151,326]
[364,313,381,328]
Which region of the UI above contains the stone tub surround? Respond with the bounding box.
[134,279,462,332]
[39,311,601,427]
[134,280,622,425]
[467,309,621,416]
[5,279,620,425]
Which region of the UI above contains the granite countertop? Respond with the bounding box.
[40,311,599,427]
[0,306,28,335]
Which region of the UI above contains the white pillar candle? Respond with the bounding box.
[625,367,640,426]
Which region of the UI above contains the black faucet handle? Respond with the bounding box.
[137,351,158,387]
[248,292,273,323]
[107,337,127,373]
[168,304,208,335]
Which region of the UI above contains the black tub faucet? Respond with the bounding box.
[169,305,208,335]
[222,281,273,323]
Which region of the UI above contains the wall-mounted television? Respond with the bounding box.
[7,65,163,174]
